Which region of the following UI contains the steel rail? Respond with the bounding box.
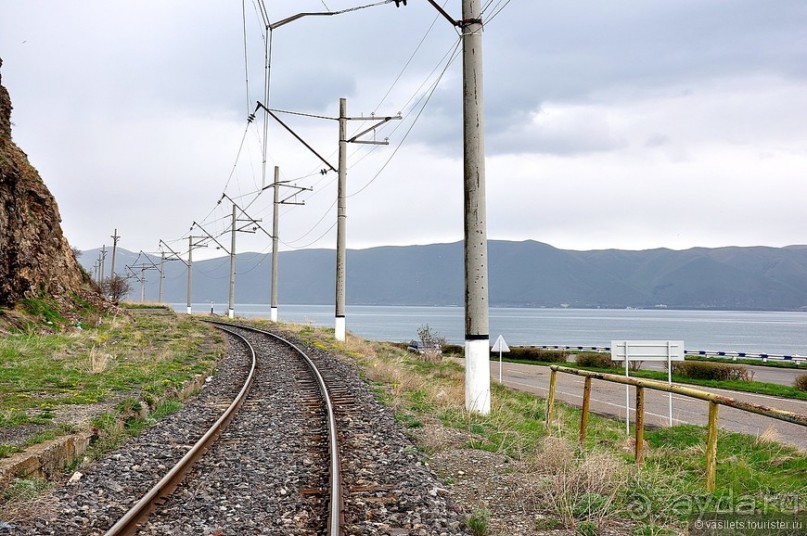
[208,321,345,536]
[104,325,257,536]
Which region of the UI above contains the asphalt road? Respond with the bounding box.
[488,360,807,452]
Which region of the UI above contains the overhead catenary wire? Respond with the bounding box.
[272,31,465,248]
[164,0,469,256]
[241,0,251,113]
[349,37,462,198]
[483,0,514,25]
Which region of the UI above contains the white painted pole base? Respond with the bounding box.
[186,306,192,315]
[228,308,235,319]
[465,338,491,415]
[270,307,278,322]
[335,316,346,342]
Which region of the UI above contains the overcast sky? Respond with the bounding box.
[2,0,806,261]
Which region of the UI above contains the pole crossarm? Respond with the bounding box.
[220,194,275,239]
[126,264,158,283]
[347,114,402,144]
[548,365,807,428]
[255,102,337,173]
[259,179,312,206]
[191,222,229,254]
[138,251,163,272]
[269,1,393,30]
[159,240,189,266]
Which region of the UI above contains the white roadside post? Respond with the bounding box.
[491,335,510,383]
[612,340,685,434]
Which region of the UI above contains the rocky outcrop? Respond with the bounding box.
[0,58,84,308]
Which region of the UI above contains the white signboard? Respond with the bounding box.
[611,340,685,362]
[611,340,684,429]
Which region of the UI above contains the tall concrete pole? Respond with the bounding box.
[335,98,348,342]
[158,251,165,304]
[270,166,280,322]
[100,245,106,283]
[140,267,146,303]
[228,204,237,319]
[186,236,193,314]
[110,229,120,277]
[462,0,490,415]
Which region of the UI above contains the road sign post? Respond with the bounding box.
[491,335,510,383]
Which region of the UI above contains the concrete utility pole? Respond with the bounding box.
[335,98,348,342]
[192,210,252,319]
[412,0,491,414]
[110,229,120,277]
[140,267,147,302]
[461,0,491,415]
[228,204,237,319]
[138,250,166,304]
[181,234,207,314]
[333,99,401,342]
[270,166,280,322]
[187,236,194,314]
[159,239,197,314]
[158,251,165,304]
[254,99,398,338]
[263,167,308,323]
[100,245,107,283]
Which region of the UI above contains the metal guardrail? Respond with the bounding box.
[530,344,807,364]
[544,365,807,491]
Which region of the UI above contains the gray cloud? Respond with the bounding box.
[1,0,806,255]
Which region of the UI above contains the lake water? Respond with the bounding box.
[174,303,807,357]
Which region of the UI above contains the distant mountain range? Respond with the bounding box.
[79,240,807,311]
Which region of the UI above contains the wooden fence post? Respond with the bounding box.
[579,376,592,445]
[546,368,557,434]
[705,401,720,491]
[635,386,645,465]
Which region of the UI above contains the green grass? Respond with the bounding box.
[0,310,225,461]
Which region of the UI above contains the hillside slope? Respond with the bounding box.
[0,58,85,311]
[82,241,807,311]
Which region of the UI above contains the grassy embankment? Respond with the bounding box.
[0,303,225,474]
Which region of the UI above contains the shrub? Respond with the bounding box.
[672,361,751,382]
[576,352,617,369]
[467,509,490,536]
[794,374,807,392]
[509,347,568,363]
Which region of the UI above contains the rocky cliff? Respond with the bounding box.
[0,58,85,309]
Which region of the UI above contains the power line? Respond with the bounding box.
[483,0,514,25]
[241,0,251,113]
[349,37,462,198]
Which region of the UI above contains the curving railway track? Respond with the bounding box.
[8,321,469,535]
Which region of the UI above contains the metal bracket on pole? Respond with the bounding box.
[191,222,229,254]
[159,240,189,267]
[220,193,276,239]
[255,102,337,173]
[347,114,402,144]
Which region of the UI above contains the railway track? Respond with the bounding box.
[108,322,344,535]
[8,321,469,535]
